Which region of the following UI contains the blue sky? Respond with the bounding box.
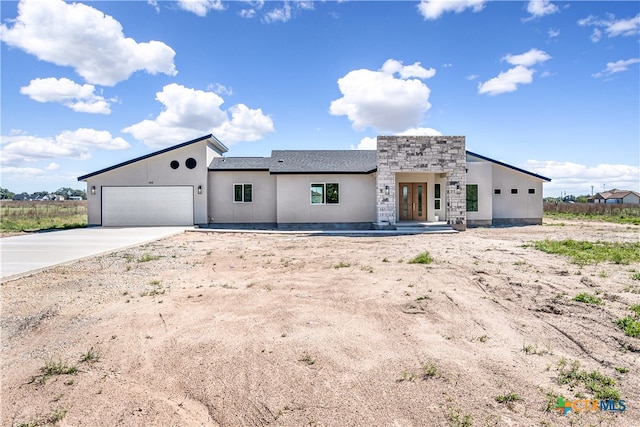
[1,0,638,197]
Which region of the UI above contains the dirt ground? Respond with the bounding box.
[2,219,639,427]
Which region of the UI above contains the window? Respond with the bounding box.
[185,158,197,169]
[311,183,339,204]
[434,183,441,210]
[528,188,536,195]
[234,184,252,203]
[435,199,441,210]
[494,188,502,195]
[466,184,478,212]
[170,160,179,169]
[511,188,518,195]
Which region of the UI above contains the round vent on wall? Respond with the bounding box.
[185,158,197,169]
[170,160,179,169]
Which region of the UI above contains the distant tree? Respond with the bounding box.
[0,187,15,200]
[576,195,589,203]
[30,191,49,199]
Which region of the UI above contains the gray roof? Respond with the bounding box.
[208,150,378,174]
[270,150,377,173]
[209,157,272,170]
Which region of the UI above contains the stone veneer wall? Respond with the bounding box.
[376,136,467,231]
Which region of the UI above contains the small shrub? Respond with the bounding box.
[408,251,433,265]
[333,261,351,269]
[495,392,521,404]
[421,362,439,379]
[35,360,78,384]
[138,253,160,262]
[631,272,640,281]
[299,354,316,365]
[79,346,101,364]
[630,304,640,317]
[572,293,602,305]
[616,316,640,338]
[615,367,629,374]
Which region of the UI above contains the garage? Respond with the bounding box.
[102,186,194,226]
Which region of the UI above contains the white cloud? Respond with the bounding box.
[351,137,377,150]
[592,58,640,79]
[478,49,551,96]
[45,162,60,171]
[478,65,534,96]
[0,0,176,86]
[525,0,558,19]
[1,129,130,165]
[466,74,479,81]
[523,160,640,196]
[504,48,551,67]
[330,59,435,133]
[397,127,443,137]
[20,77,111,114]
[579,13,640,43]
[417,0,485,20]
[351,128,442,150]
[177,0,225,17]
[148,0,160,13]
[123,83,274,148]
[208,83,233,96]
[548,28,560,38]
[212,104,276,143]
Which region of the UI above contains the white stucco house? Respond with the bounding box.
[78,134,550,230]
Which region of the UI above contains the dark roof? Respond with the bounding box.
[209,157,272,171]
[466,151,551,182]
[269,150,377,174]
[209,150,378,174]
[78,134,228,181]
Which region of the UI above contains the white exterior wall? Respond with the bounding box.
[622,193,640,204]
[208,171,277,223]
[465,162,493,225]
[85,140,214,225]
[491,163,544,223]
[276,174,376,223]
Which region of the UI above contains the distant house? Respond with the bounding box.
[78,134,551,230]
[588,189,640,205]
[12,193,29,201]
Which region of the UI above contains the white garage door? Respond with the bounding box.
[102,186,194,226]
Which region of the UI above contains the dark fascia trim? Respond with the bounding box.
[78,134,228,181]
[208,168,271,172]
[466,150,551,182]
[270,169,377,175]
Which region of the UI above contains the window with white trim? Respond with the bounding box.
[494,188,502,195]
[510,188,518,195]
[528,188,536,195]
[311,183,339,204]
[234,184,252,203]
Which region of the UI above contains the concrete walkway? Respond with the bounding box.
[0,227,188,282]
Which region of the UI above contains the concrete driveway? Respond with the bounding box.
[0,227,188,281]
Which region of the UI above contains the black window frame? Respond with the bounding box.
[311,183,339,205]
[233,183,253,203]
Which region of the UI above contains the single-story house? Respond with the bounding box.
[78,134,550,230]
[588,189,640,205]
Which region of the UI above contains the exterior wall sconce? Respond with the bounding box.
[197,185,202,194]
[91,186,96,195]
[385,185,390,195]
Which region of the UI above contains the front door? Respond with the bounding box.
[399,183,427,221]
